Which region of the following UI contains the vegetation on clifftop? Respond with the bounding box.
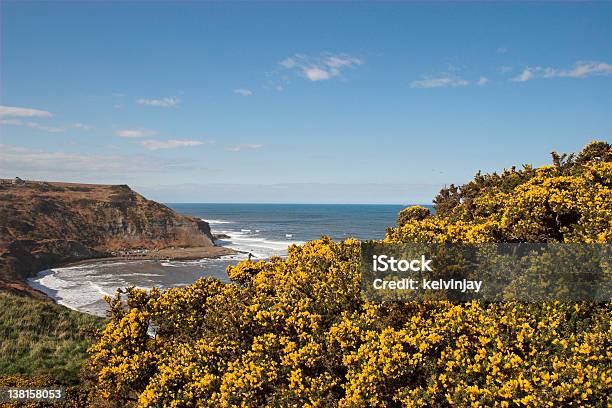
[387,140,611,244]
[85,141,611,407]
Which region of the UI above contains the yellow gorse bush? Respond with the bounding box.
[88,142,612,407]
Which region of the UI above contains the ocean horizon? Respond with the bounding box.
[167,203,432,256]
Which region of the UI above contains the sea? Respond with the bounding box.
[27,203,425,316]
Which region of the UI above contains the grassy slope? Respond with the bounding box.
[0,292,105,385]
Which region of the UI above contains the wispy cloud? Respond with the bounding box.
[279,53,363,82]
[512,61,612,82]
[140,139,204,150]
[0,105,52,118]
[496,47,508,54]
[137,97,180,107]
[1,118,65,133]
[410,75,469,89]
[0,143,198,181]
[116,129,156,138]
[0,105,89,134]
[512,68,534,82]
[0,119,24,125]
[233,89,253,96]
[73,123,91,131]
[477,76,490,86]
[26,122,66,133]
[225,143,264,152]
[303,67,332,81]
[499,65,513,74]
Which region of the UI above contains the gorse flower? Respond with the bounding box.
[87,141,612,407]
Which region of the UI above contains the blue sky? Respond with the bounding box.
[1,2,611,203]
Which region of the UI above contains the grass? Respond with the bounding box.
[0,292,105,385]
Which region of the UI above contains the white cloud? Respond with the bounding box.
[304,67,332,81]
[26,122,66,133]
[499,65,513,74]
[137,97,180,107]
[325,55,361,69]
[512,61,612,82]
[116,129,156,138]
[554,61,612,77]
[410,75,469,89]
[2,119,91,133]
[0,106,90,134]
[496,47,508,54]
[73,123,91,131]
[0,119,23,125]
[0,105,52,118]
[233,89,253,96]
[477,76,490,86]
[512,68,535,82]
[279,53,363,82]
[0,144,110,175]
[279,57,297,68]
[225,144,264,152]
[0,143,197,181]
[140,139,204,150]
[2,119,66,133]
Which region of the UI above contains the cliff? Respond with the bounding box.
[0,181,214,292]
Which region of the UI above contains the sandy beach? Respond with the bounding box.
[62,245,238,268]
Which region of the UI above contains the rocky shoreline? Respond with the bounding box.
[0,180,233,299]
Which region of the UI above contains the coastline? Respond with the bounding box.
[24,244,239,316]
[6,201,399,312]
[18,245,236,303]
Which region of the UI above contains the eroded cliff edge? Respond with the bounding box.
[0,181,216,296]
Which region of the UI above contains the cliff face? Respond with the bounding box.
[0,181,214,287]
